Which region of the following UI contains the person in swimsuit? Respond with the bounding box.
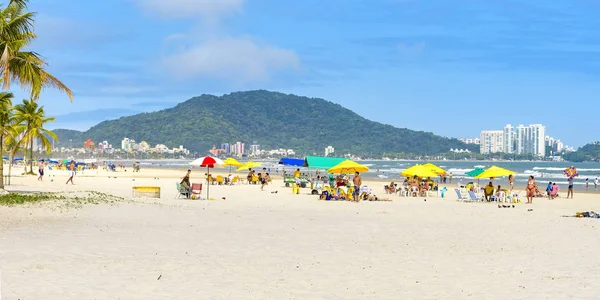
[508,174,514,191]
[526,175,536,204]
[567,176,574,199]
[352,172,362,202]
[38,159,45,181]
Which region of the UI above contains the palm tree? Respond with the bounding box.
[0,0,73,101]
[0,91,17,188]
[14,99,56,174]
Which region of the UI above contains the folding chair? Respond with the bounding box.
[175,183,189,199]
[191,183,203,199]
[455,188,468,201]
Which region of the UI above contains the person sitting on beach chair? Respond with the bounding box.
[484,182,495,201]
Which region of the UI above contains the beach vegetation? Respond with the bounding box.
[563,143,600,162]
[0,91,17,188]
[0,190,124,207]
[13,98,56,174]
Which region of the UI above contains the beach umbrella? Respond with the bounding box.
[223,157,243,173]
[191,156,218,200]
[236,161,263,172]
[401,164,439,178]
[423,163,446,175]
[327,160,369,174]
[564,166,579,179]
[474,166,516,179]
[466,168,485,177]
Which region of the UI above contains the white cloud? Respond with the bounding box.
[162,37,300,82]
[133,0,245,19]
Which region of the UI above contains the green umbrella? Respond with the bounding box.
[466,168,485,177]
[62,159,69,164]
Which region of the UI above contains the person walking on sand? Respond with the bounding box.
[526,175,537,204]
[261,173,271,191]
[567,176,574,199]
[65,160,76,185]
[352,172,362,202]
[38,159,45,181]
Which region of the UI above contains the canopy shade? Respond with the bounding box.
[190,156,220,168]
[474,166,516,179]
[466,168,485,177]
[278,158,305,167]
[304,156,346,169]
[423,163,446,175]
[236,161,263,171]
[327,160,370,174]
[401,164,439,178]
[222,157,243,167]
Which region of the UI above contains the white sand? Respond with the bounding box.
[1,169,600,299]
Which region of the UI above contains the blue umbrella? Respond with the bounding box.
[13,157,23,161]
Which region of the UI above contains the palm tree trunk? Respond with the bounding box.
[0,133,4,189]
[29,137,33,174]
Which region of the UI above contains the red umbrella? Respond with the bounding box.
[191,156,218,199]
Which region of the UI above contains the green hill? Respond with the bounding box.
[53,90,477,156]
[563,142,600,162]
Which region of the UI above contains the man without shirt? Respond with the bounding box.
[352,172,362,202]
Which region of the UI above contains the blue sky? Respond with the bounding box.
[15,0,600,147]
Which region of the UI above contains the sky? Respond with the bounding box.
[15,0,600,147]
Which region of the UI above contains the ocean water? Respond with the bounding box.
[107,159,600,191]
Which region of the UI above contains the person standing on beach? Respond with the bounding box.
[595,177,598,190]
[508,174,514,191]
[526,175,537,204]
[352,172,362,202]
[545,182,552,197]
[585,178,589,190]
[449,172,453,184]
[38,159,45,181]
[65,160,75,185]
[567,176,574,199]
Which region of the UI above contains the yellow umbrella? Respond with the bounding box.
[401,164,439,178]
[236,161,263,171]
[423,163,446,175]
[223,157,243,173]
[223,157,243,167]
[327,160,369,174]
[474,165,516,179]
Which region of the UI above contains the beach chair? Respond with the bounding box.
[467,190,483,202]
[252,175,259,185]
[191,183,203,199]
[175,183,189,199]
[455,188,468,201]
[216,176,224,185]
[231,176,239,185]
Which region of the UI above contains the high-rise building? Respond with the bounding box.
[480,130,504,154]
[503,124,515,154]
[481,124,547,157]
[529,124,546,157]
[250,144,260,155]
[220,143,230,154]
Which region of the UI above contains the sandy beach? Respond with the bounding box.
[2,168,600,299]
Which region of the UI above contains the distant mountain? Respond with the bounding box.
[563,142,600,162]
[52,90,477,156]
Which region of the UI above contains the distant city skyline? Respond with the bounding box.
[476,124,573,156]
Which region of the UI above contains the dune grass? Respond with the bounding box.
[0,191,124,207]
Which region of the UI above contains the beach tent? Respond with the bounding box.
[327,160,369,174]
[303,156,346,169]
[278,158,304,167]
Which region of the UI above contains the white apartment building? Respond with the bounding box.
[480,130,504,154]
[481,124,546,156]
